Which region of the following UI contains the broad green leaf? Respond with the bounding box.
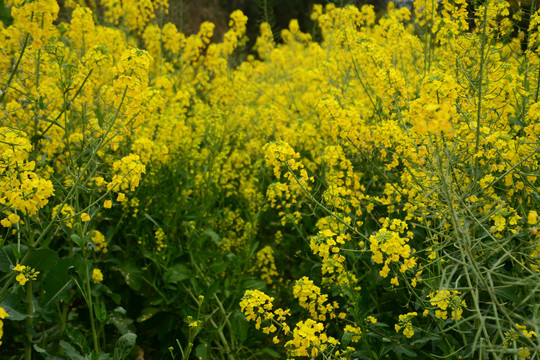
[117,260,143,291]
[1,293,31,321]
[209,260,228,275]
[0,244,20,272]
[71,234,86,248]
[242,278,266,291]
[393,344,417,358]
[94,300,107,323]
[25,248,58,273]
[230,311,248,343]
[164,263,190,284]
[112,333,137,360]
[195,343,210,360]
[42,256,83,308]
[60,341,87,360]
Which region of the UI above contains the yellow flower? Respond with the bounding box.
[81,213,90,222]
[92,268,103,284]
[518,347,531,359]
[91,230,108,253]
[13,264,26,272]
[528,211,538,225]
[366,316,377,324]
[8,213,20,225]
[104,200,112,209]
[16,273,28,286]
[117,193,125,202]
[0,305,7,347]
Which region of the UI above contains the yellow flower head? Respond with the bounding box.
[92,268,104,284]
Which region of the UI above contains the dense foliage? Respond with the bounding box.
[0,0,539,359]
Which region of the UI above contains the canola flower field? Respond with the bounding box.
[0,0,539,359]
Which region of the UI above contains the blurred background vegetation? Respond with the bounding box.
[166,0,394,43]
[0,0,395,44]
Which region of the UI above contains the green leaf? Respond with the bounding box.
[33,344,50,355]
[38,95,45,109]
[89,350,110,360]
[258,348,281,358]
[66,326,90,354]
[26,248,58,273]
[393,344,417,358]
[42,256,83,308]
[60,341,87,360]
[117,260,143,291]
[112,333,137,360]
[495,287,521,304]
[95,107,104,127]
[136,307,160,322]
[195,343,210,360]
[39,116,64,130]
[205,281,220,299]
[203,228,220,245]
[94,300,107,323]
[0,244,23,272]
[249,241,259,258]
[164,263,190,284]
[71,234,87,248]
[230,311,248,343]
[226,253,238,267]
[410,335,442,346]
[342,331,354,347]
[242,278,266,291]
[108,307,133,335]
[112,306,127,316]
[209,260,228,275]
[1,293,31,321]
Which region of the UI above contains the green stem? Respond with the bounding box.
[84,255,100,355]
[474,3,489,176]
[0,33,30,104]
[25,281,33,360]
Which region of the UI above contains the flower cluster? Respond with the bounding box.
[240,290,290,335]
[13,264,39,286]
[285,319,339,358]
[369,219,416,283]
[428,289,467,321]
[0,128,54,218]
[395,312,417,338]
[293,277,338,322]
[255,246,279,285]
